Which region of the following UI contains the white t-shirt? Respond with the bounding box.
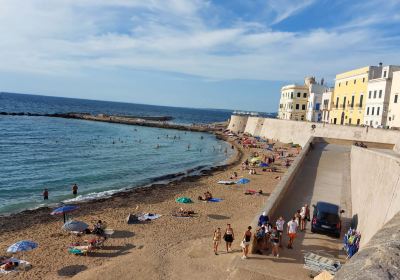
[276,219,285,231]
[300,207,306,218]
[287,220,298,233]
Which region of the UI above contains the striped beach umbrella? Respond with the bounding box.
[51,205,79,223]
[7,240,38,253]
[62,220,88,232]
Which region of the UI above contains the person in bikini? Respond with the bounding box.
[213,228,222,255]
[241,226,252,260]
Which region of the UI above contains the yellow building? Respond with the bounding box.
[330,66,382,125]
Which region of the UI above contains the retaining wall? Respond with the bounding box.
[350,146,400,247]
[229,117,400,148]
[227,115,248,134]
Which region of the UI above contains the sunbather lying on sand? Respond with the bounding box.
[172,208,195,217]
[198,191,212,201]
[0,261,16,271]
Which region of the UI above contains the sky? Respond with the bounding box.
[0,0,399,112]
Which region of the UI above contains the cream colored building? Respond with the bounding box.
[278,77,315,121]
[387,71,400,129]
[364,65,400,128]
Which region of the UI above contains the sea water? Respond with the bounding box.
[0,93,233,214]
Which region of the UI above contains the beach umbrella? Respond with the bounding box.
[176,197,193,203]
[259,162,269,167]
[51,205,79,223]
[62,220,88,232]
[237,178,250,184]
[7,240,38,253]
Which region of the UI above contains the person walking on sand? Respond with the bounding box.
[43,188,49,200]
[287,216,298,249]
[213,228,222,255]
[270,226,280,258]
[224,224,235,252]
[72,184,78,196]
[241,226,252,260]
[276,216,285,247]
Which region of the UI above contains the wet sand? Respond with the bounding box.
[0,134,298,280]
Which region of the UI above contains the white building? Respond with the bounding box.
[387,71,400,129]
[278,83,309,121]
[321,89,333,123]
[306,82,328,122]
[364,65,400,128]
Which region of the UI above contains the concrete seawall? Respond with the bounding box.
[350,146,400,247]
[230,116,400,148]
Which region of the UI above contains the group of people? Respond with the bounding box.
[42,184,79,200]
[214,206,310,260]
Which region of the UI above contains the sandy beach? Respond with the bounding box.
[0,133,298,280]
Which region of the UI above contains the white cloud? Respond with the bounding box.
[0,0,399,84]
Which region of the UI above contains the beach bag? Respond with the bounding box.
[240,240,246,248]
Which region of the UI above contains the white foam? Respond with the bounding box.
[62,188,126,203]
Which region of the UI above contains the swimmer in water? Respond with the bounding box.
[187,144,191,150]
[156,144,160,149]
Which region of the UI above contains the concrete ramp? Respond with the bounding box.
[231,143,351,279]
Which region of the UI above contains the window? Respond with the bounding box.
[384,71,387,78]
[349,118,352,124]
[362,78,365,83]
[367,107,370,115]
[377,107,380,116]
[316,103,320,110]
[379,90,382,98]
[395,94,398,103]
[343,97,346,108]
[338,83,341,87]
[346,81,348,86]
[369,91,372,98]
[333,118,337,124]
[297,92,300,97]
[359,95,363,107]
[291,92,293,99]
[301,115,304,121]
[296,104,299,110]
[354,79,356,84]
[336,97,339,108]
[303,92,307,98]
[302,104,306,110]
[372,107,375,115]
[351,96,355,108]
[357,119,360,125]
[374,90,377,98]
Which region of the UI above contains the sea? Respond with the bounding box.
[0,92,234,215]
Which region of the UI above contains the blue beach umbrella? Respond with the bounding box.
[259,162,269,167]
[51,205,79,223]
[62,220,88,232]
[236,178,250,184]
[7,240,38,253]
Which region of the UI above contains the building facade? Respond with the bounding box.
[278,83,309,121]
[306,82,327,122]
[387,71,400,129]
[364,65,400,128]
[329,66,382,125]
[321,89,333,123]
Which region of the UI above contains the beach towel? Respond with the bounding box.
[207,198,223,202]
[138,213,161,221]
[176,197,193,203]
[126,213,140,224]
[217,181,235,185]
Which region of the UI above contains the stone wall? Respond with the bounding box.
[350,146,400,247]
[228,116,400,148]
[227,115,248,133]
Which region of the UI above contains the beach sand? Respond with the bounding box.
[0,134,298,279]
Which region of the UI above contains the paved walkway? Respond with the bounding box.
[229,143,351,279]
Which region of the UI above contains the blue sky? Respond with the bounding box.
[0,0,399,112]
